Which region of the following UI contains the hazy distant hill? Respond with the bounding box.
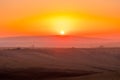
[0,36,119,47]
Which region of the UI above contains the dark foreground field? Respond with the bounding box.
[0,48,120,80]
[0,68,97,80]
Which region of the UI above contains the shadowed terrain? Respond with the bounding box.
[0,48,120,80]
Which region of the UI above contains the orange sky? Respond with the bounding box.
[0,0,120,38]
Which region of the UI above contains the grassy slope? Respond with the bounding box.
[0,48,120,80]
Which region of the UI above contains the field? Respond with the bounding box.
[0,48,120,80]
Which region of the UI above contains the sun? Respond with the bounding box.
[41,14,80,35]
[60,30,65,35]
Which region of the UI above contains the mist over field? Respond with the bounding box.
[0,36,120,48]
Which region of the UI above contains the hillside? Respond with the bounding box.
[0,48,120,80]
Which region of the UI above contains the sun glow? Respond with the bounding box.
[60,30,65,35]
[41,14,79,35]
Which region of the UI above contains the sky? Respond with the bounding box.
[0,0,120,38]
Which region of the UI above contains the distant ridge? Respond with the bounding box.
[0,35,104,40]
